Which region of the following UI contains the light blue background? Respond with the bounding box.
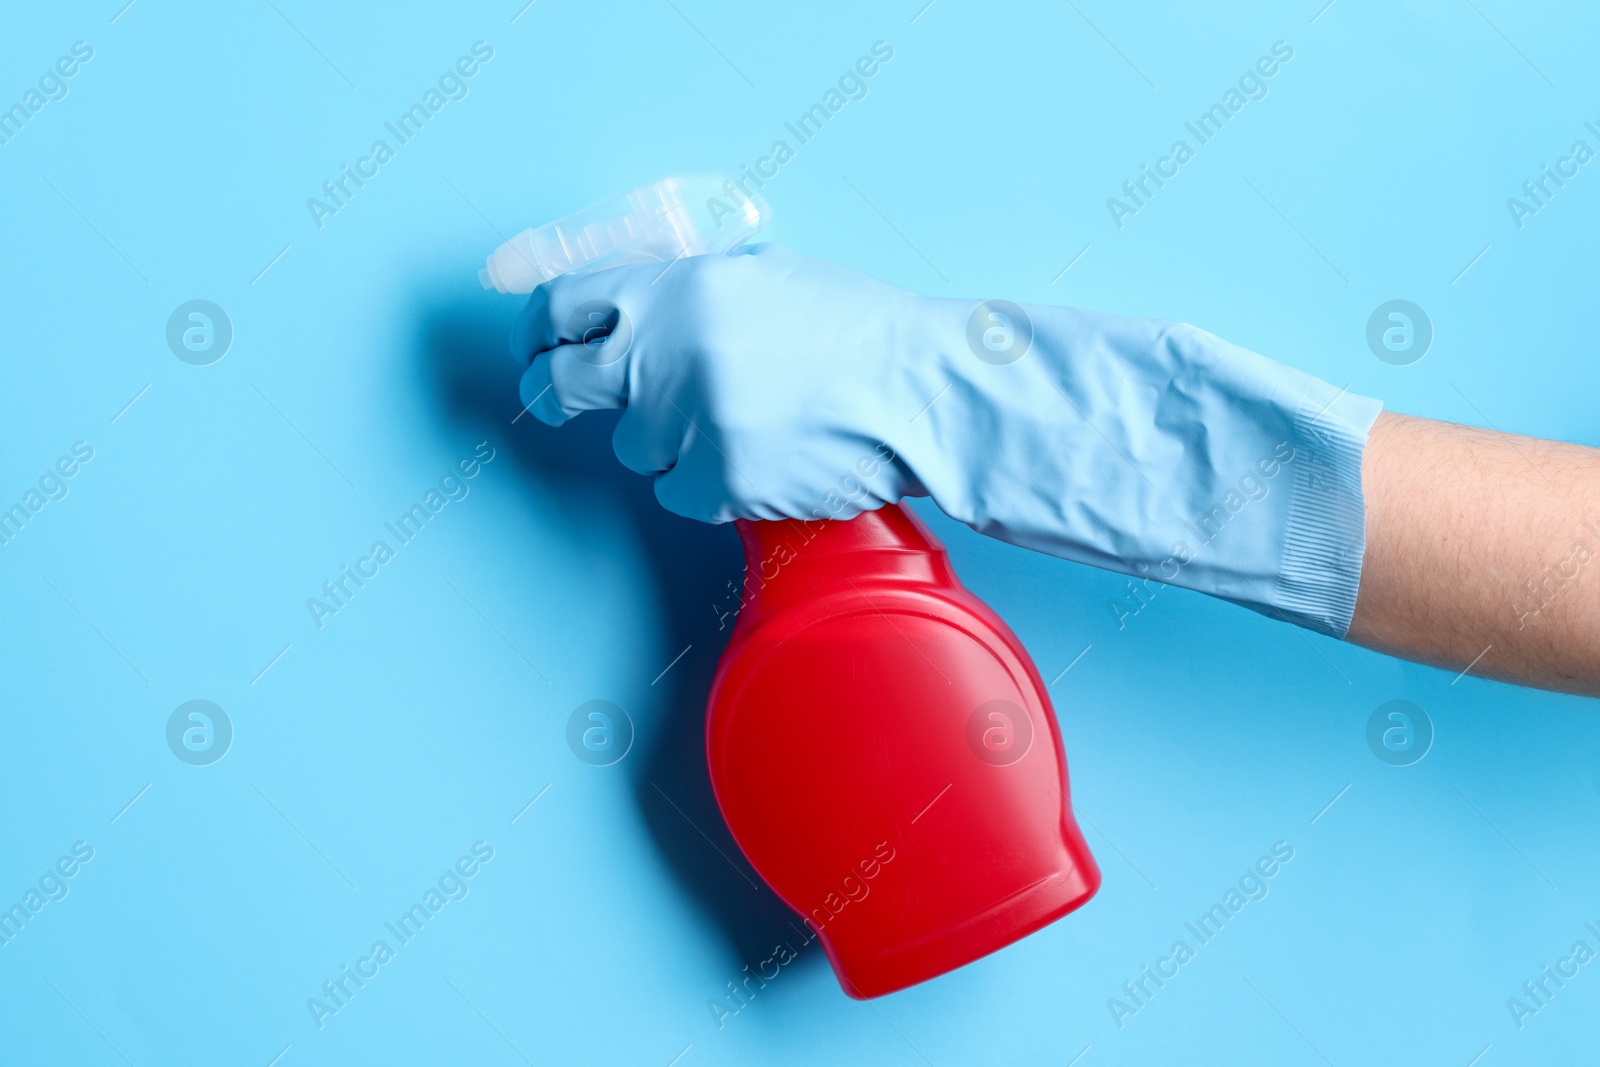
[2,0,1597,1063]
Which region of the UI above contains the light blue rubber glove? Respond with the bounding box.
[511,244,1381,638]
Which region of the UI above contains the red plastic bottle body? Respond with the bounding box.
[706,503,1100,998]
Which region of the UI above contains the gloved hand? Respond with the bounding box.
[511,243,1381,638]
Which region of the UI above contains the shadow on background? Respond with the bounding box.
[417,294,814,973]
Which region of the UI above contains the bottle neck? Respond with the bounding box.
[733,503,952,622]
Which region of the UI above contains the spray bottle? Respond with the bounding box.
[482,175,1100,998]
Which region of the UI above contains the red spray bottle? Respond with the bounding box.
[707,504,1100,998]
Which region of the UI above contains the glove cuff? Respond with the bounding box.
[1271,381,1383,638]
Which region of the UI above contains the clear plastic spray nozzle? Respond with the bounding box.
[479,174,770,294]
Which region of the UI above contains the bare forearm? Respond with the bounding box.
[1347,412,1600,695]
